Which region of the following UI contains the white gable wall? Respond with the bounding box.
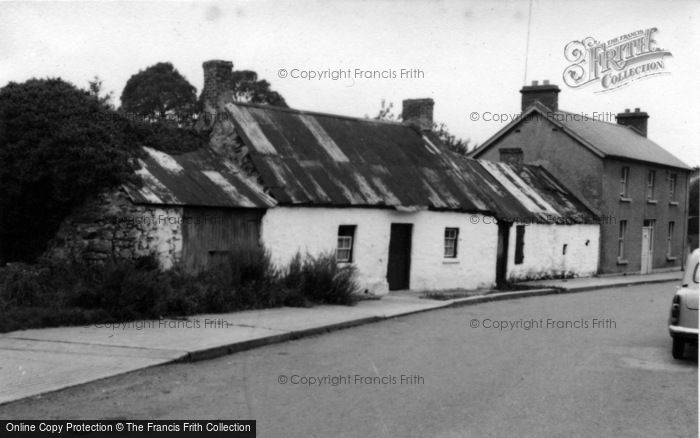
[506,223,600,281]
[261,207,498,295]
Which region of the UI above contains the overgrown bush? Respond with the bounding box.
[0,248,360,333]
[0,78,208,264]
[283,252,358,305]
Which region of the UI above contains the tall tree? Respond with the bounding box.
[120,62,197,125]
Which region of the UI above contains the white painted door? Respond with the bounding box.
[641,227,653,274]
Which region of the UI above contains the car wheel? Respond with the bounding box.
[672,337,685,359]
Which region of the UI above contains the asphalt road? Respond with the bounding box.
[1,284,697,437]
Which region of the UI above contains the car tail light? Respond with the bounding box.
[670,295,681,324]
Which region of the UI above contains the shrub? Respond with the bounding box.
[0,248,360,333]
[0,78,208,264]
[282,251,359,305]
[0,263,53,309]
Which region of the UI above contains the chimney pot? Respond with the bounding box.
[520,81,561,112]
[617,108,649,137]
[202,60,233,111]
[402,98,434,132]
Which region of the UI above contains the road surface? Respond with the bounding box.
[1,284,697,437]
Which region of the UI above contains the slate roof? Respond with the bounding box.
[471,103,691,170]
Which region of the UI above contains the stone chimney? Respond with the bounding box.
[520,80,560,112]
[402,98,434,131]
[616,108,649,137]
[202,60,233,110]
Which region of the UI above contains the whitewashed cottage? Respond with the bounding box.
[48,60,601,295]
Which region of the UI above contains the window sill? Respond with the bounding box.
[646,199,658,205]
[616,258,629,265]
[669,201,679,206]
[442,259,460,264]
[666,256,677,262]
[619,197,632,203]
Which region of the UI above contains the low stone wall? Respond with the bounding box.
[45,189,183,269]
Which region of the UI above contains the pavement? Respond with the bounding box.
[0,270,683,405]
[516,270,684,291]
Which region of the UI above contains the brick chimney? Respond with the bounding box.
[616,108,649,137]
[402,98,434,131]
[520,80,560,112]
[202,60,233,110]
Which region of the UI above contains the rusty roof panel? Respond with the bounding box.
[218,101,597,223]
[124,146,276,208]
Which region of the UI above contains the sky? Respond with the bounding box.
[2,0,699,166]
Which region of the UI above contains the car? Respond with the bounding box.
[669,248,699,359]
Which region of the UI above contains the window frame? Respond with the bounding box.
[618,220,627,261]
[646,170,656,200]
[443,227,459,259]
[619,167,630,197]
[666,221,675,259]
[336,225,356,263]
[668,173,677,202]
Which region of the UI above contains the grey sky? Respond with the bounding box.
[2,0,698,166]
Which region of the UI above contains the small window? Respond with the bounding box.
[667,222,675,257]
[444,228,459,258]
[336,225,356,262]
[668,174,677,201]
[618,220,627,259]
[499,148,524,169]
[620,167,630,197]
[646,170,656,200]
[514,225,525,264]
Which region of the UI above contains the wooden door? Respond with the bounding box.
[496,221,512,288]
[387,224,413,291]
[641,226,653,274]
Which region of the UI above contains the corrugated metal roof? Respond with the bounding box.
[123,146,276,208]
[221,101,597,224]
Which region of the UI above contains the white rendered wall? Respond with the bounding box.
[261,207,499,295]
[506,223,600,281]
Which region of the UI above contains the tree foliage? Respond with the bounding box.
[87,76,114,108]
[0,78,207,263]
[120,62,198,125]
[369,99,475,155]
[0,79,139,262]
[230,70,288,108]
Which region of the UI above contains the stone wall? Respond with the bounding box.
[45,189,183,269]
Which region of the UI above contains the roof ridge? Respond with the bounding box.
[557,108,629,129]
[225,100,409,127]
